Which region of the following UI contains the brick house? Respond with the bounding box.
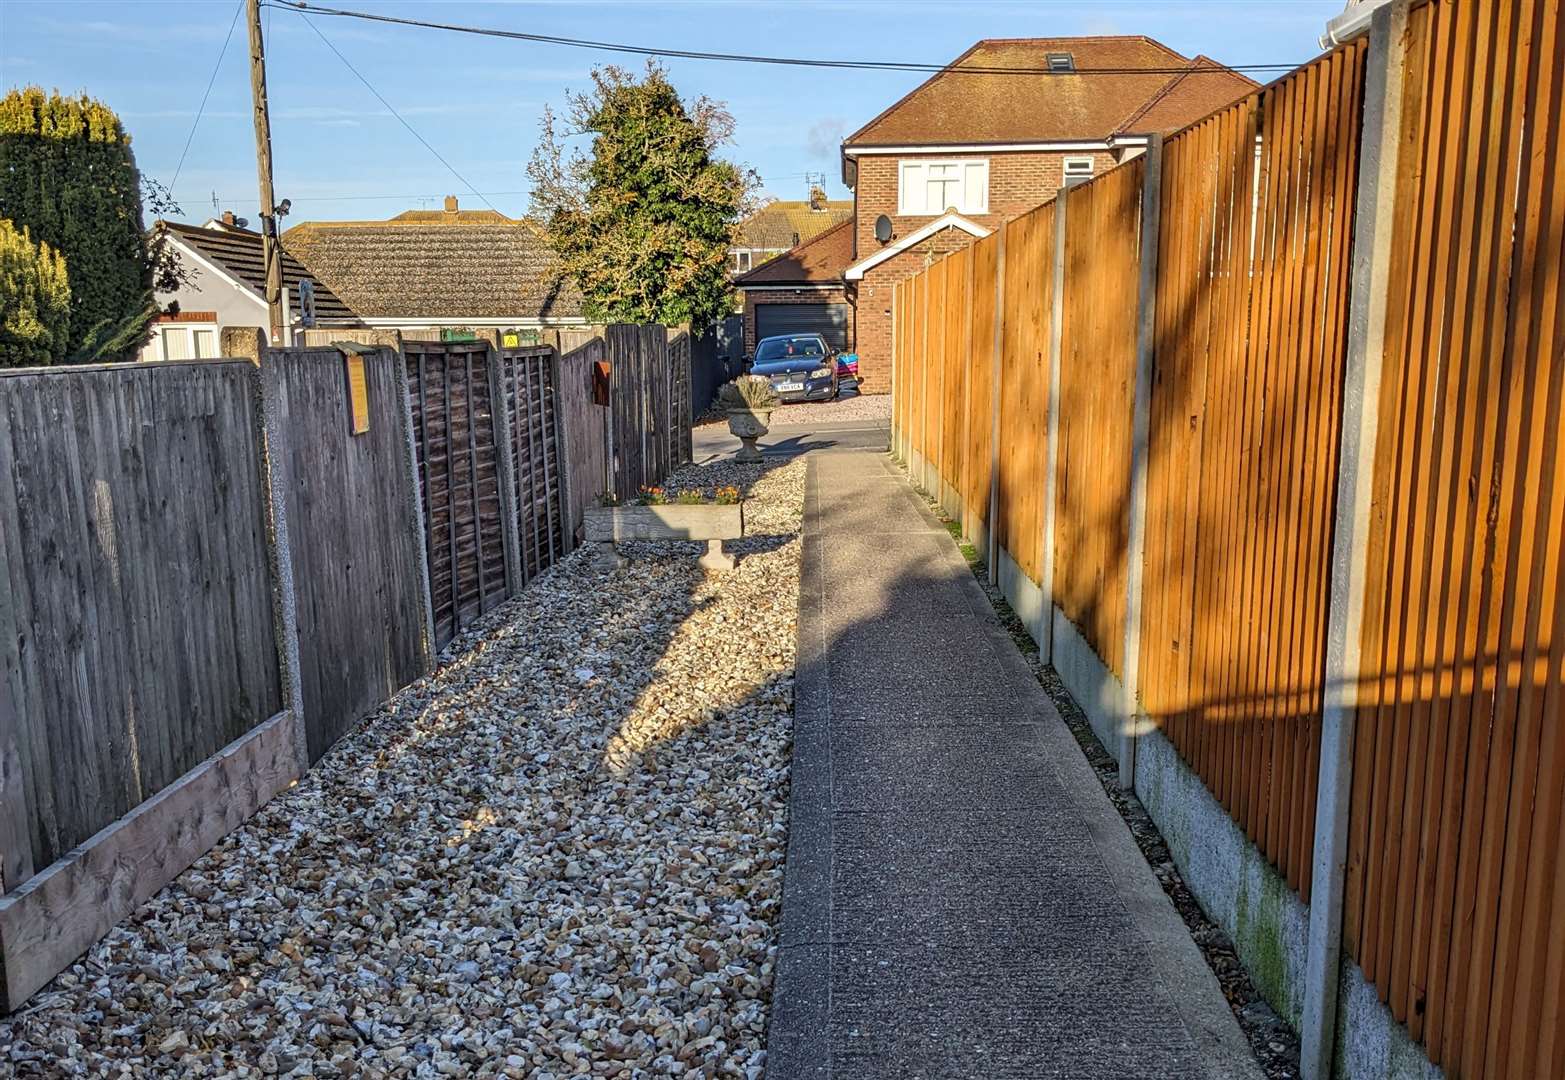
[735,219,854,355]
[740,37,1255,391]
[729,188,852,277]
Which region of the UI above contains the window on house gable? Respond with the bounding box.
[1063,156,1096,189]
[897,159,989,216]
[732,250,752,273]
[1047,53,1075,73]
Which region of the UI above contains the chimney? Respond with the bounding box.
[808,185,827,212]
[444,195,459,213]
[221,210,236,226]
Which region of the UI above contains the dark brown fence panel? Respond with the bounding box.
[669,332,695,468]
[264,348,431,762]
[995,201,1056,582]
[604,324,679,500]
[403,341,508,649]
[1343,0,1565,1074]
[0,361,285,876]
[497,345,568,584]
[1141,42,1366,902]
[557,338,608,541]
[1055,158,1144,678]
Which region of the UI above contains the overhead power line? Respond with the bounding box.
[262,0,1303,77]
[295,11,498,212]
[170,0,245,190]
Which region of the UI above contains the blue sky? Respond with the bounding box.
[1,0,1343,226]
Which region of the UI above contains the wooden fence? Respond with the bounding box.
[0,320,693,1008]
[0,360,295,1007]
[890,1,1563,1076]
[404,341,511,648]
[496,345,569,586]
[1343,0,1565,1076]
[262,348,433,763]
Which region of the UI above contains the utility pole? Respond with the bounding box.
[246,0,284,346]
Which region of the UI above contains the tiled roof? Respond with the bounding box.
[281,216,582,321]
[735,200,854,251]
[844,36,1257,146]
[735,219,854,286]
[165,221,357,321]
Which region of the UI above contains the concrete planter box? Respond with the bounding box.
[583,503,745,571]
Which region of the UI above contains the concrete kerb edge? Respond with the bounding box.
[766,454,834,1079]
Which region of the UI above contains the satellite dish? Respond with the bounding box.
[874,214,893,244]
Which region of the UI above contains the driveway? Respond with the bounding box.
[693,394,890,463]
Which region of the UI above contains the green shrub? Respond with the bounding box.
[0,217,71,367]
[0,87,152,360]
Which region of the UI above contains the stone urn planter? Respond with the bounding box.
[727,408,772,463]
[583,502,745,573]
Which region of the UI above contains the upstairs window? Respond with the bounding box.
[898,159,989,216]
[732,250,752,273]
[1047,52,1075,72]
[1063,156,1096,189]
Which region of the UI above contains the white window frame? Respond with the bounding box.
[897,158,989,217]
[1062,156,1096,189]
[153,323,219,361]
[732,249,752,273]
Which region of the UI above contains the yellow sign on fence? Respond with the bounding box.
[344,354,369,435]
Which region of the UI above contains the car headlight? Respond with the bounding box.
[810,366,832,379]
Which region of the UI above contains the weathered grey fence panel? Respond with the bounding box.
[263,348,433,762]
[0,361,286,876]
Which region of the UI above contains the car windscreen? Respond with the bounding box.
[755,337,825,362]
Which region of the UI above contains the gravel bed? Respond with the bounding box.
[696,391,888,428]
[3,458,807,1080]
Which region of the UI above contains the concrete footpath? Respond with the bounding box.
[767,451,1262,1080]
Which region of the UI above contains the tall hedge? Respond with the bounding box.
[0,87,150,358]
[0,218,71,367]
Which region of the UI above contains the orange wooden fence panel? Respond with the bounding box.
[1140,43,1366,902]
[926,259,948,476]
[941,245,972,493]
[1055,158,1144,678]
[964,233,1001,525]
[995,201,1056,581]
[1343,0,1565,1076]
[908,272,926,465]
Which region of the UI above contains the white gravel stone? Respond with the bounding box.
[0,458,807,1079]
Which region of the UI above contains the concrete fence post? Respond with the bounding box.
[1118,134,1165,791]
[987,228,1007,587]
[1300,4,1407,1078]
[1039,187,1069,659]
[253,354,307,773]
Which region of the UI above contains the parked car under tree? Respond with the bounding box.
[747,333,839,403]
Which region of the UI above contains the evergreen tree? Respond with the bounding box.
[527,64,756,332]
[0,218,71,367]
[0,87,152,360]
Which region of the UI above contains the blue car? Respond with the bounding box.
[748,333,839,403]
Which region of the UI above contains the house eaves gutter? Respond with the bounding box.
[365,316,590,329]
[1320,0,1392,47]
[738,284,845,292]
[842,139,1120,157]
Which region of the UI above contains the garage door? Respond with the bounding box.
[756,303,850,352]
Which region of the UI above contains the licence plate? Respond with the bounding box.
[776,381,803,392]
